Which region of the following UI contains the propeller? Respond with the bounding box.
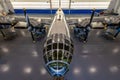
[89,8,95,27]
[74,9,96,42]
[114,31,120,37]
[82,9,96,42]
[23,8,43,30]
[23,8,35,42]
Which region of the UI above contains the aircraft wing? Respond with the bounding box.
[15,15,52,27]
[66,9,120,42]
[0,14,52,29]
[67,14,120,29]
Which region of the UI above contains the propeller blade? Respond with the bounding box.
[30,32,35,42]
[83,31,89,42]
[23,8,27,17]
[0,29,6,38]
[114,31,120,37]
[89,9,95,25]
[23,8,34,29]
[85,9,95,29]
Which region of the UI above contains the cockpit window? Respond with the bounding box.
[53,50,57,60]
[68,55,72,63]
[53,43,57,49]
[70,48,73,53]
[64,44,69,51]
[63,53,68,62]
[43,55,48,63]
[47,39,52,44]
[71,43,74,48]
[59,43,63,49]
[49,62,57,67]
[48,56,52,62]
[47,51,53,61]
[58,50,63,60]
[65,39,69,45]
[47,44,52,51]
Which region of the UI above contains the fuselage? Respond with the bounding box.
[47,8,70,37]
[43,8,74,77]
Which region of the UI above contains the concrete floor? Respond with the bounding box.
[69,30,120,80]
[0,14,120,80]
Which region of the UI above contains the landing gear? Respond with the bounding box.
[30,32,35,43]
